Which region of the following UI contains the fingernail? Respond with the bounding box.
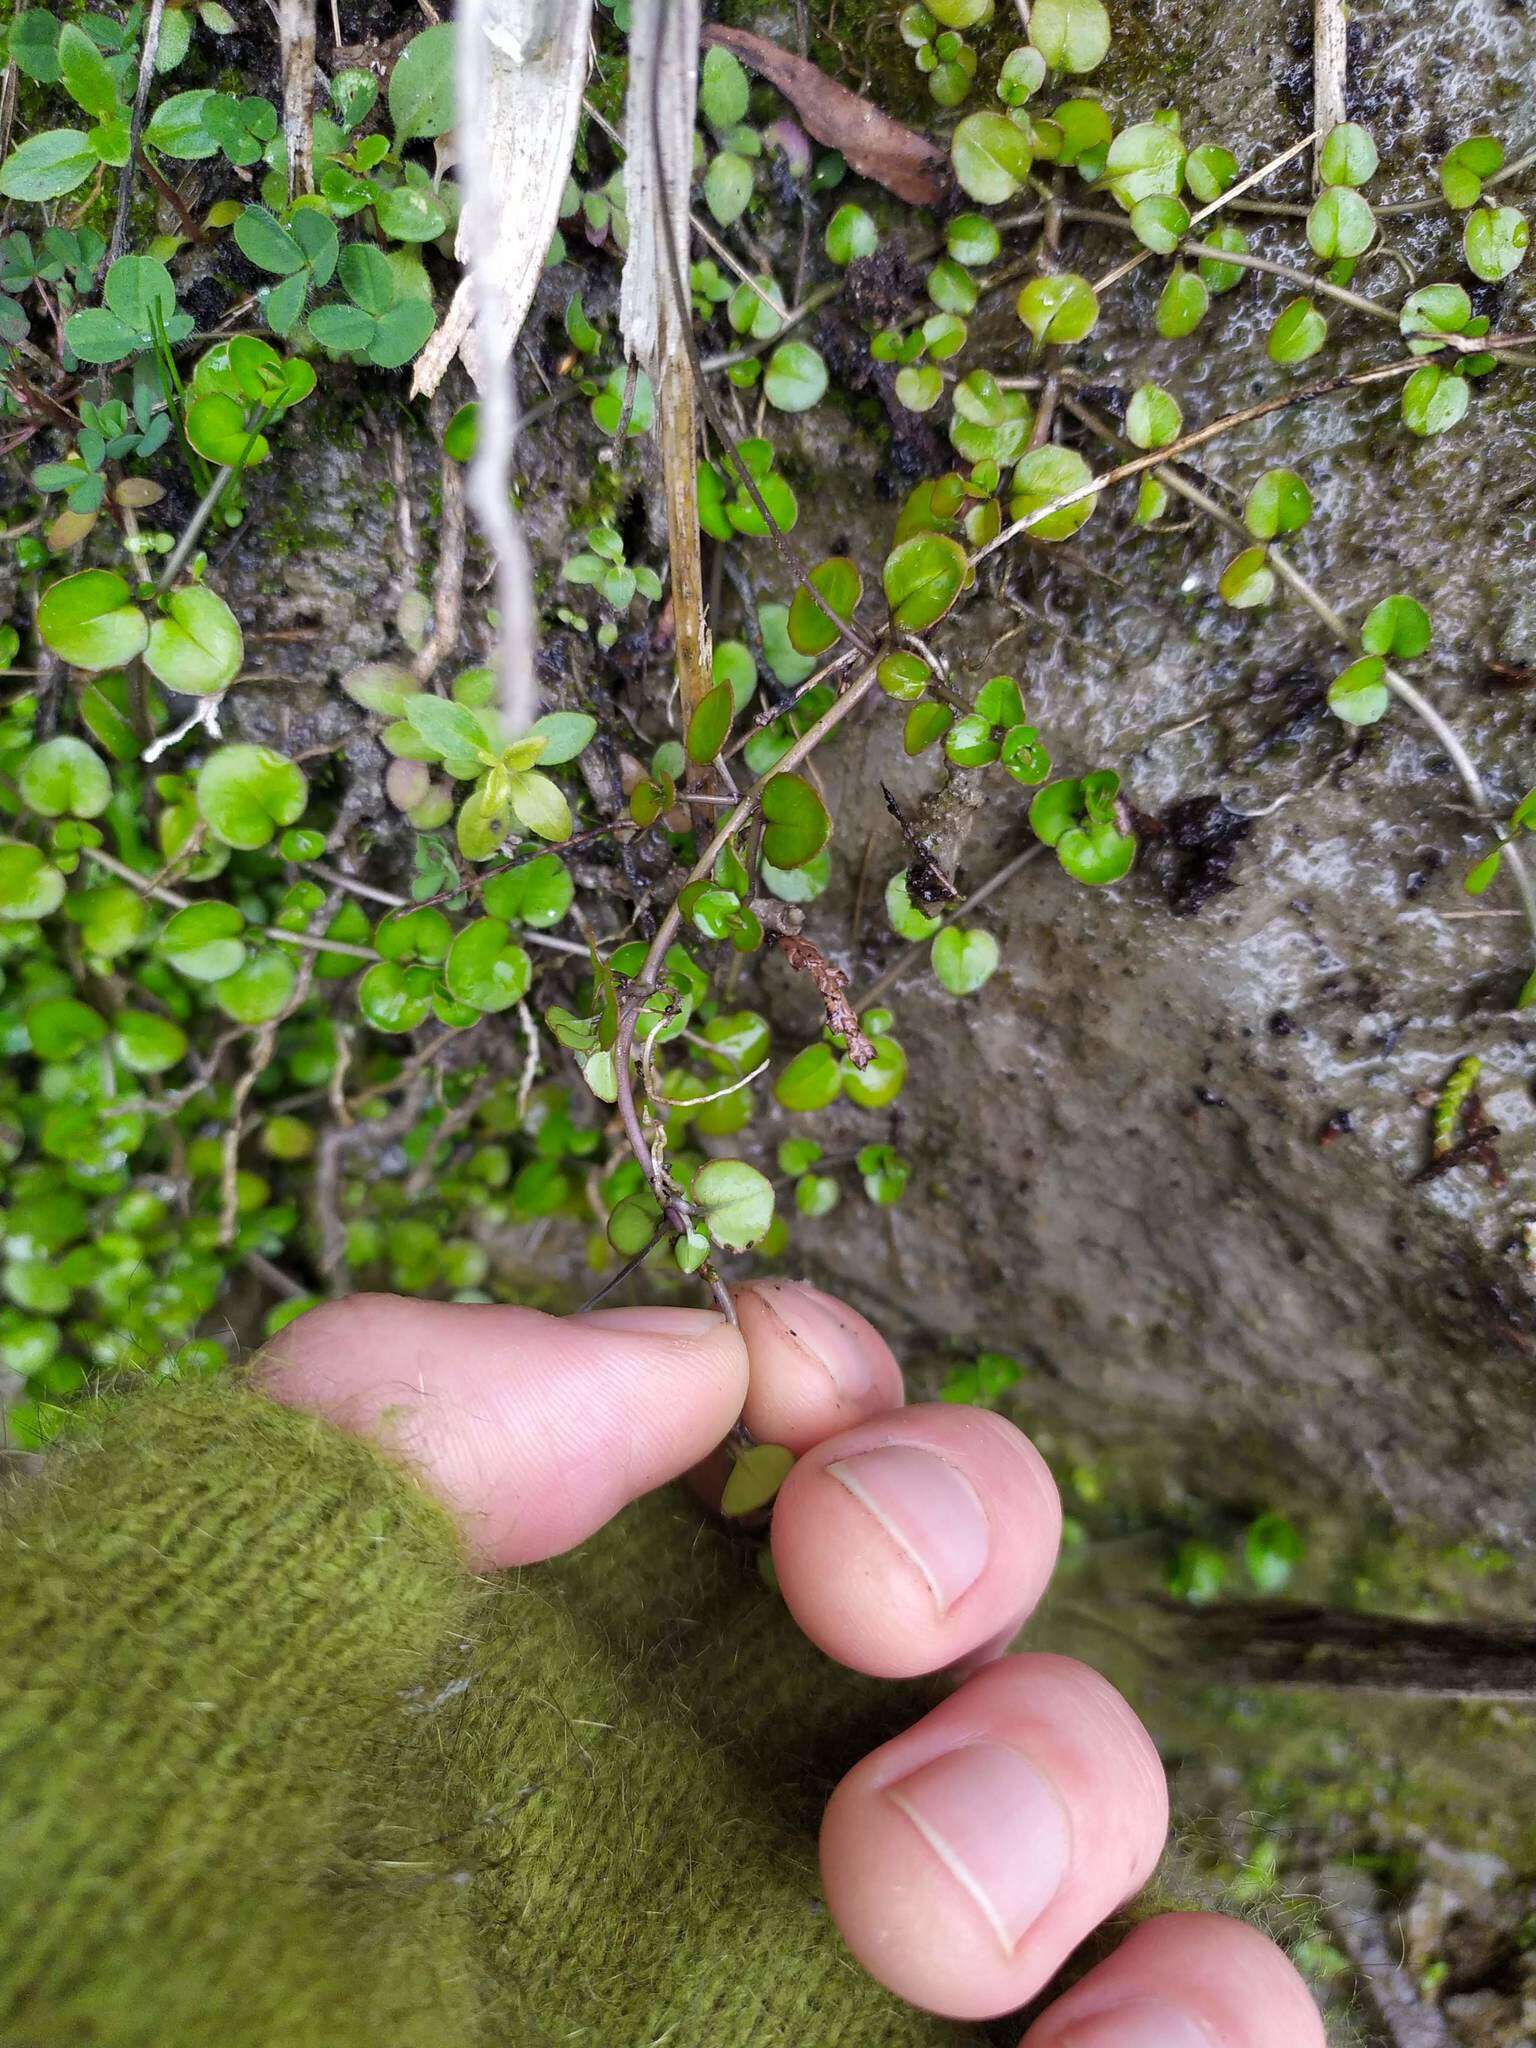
[576,1307,727,1338]
[1058,1998,1216,2048]
[826,1443,988,1611]
[885,1740,1071,1953]
[737,1279,880,1399]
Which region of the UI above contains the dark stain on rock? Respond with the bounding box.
[1151,795,1255,916]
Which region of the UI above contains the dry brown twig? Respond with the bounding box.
[411,402,468,683]
[278,0,317,199]
[776,932,875,1067]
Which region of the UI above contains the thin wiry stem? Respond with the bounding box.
[637,661,881,991]
[1092,129,1318,293]
[970,350,1431,570]
[1066,396,1536,975]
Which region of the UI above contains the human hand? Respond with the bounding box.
[261,1282,1326,2045]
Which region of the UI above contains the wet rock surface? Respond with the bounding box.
[193,0,1536,1552]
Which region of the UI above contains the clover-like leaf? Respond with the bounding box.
[145,586,244,696]
[196,744,307,849]
[19,737,111,819]
[933,926,999,994]
[0,839,67,921]
[760,772,830,869]
[951,111,1033,204]
[788,557,863,656]
[37,570,147,671]
[445,918,533,1012]
[882,531,969,628]
[1327,655,1390,726]
[692,1158,776,1250]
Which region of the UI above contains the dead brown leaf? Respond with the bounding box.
[700,25,948,207]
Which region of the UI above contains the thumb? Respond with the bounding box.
[257,1294,748,1566]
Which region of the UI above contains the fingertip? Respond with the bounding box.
[1019,1912,1328,2048]
[733,1279,904,1453]
[772,1404,1060,1677]
[821,1653,1167,2019]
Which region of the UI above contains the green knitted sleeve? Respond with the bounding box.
[0,1381,489,2048]
[0,1380,1003,2048]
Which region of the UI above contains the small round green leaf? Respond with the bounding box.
[1104,123,1186,209]
[1440,135,1502,210]
[19,736,111,819]
[788,556,862,656]
[1028,0,1110,72]
[213,947,299,1024]
[1306,186,1375,261]
[196,744,307,849]
[145,585,244,696]
[951,111,1033,204]
[1155,265,1209,338]
[1009,445,1097,542]
[1129,193,1189,254]
[692,1157,776,1250]
[763,341,828,412]
[445,917,532,1012]
[1125,383,1182,450]
[775,1041,844,1112]
[115,1009,189,1075]
[1268,298,1327,364]
[1318,122,1378,187]
[1327,655,1390,726]
[760,772,830,869]
[932,926,999,993]
[37,570,147,671]
[1218,546,1275,609]
[358,959,434,1032]
[0,840,66,921]
[842,1034,908,1108]
[1243,468,1312,541]
[1016,271,1098,342]
[825,203,878,264]
[1360,594,1431,659]
[721,1441,795,1516]
[1401,362,1469,436]
[882,532,968,628]
[887,870,942,939]
[158,900,247,982]
[1464,205,1529,282]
